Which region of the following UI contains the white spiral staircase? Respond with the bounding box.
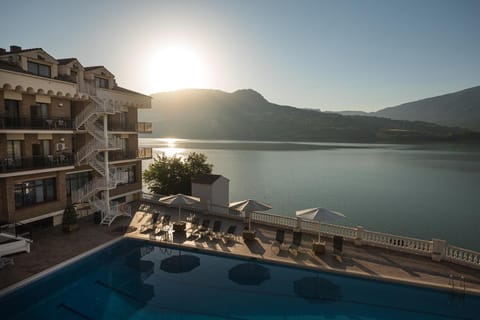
[71,96,131,226]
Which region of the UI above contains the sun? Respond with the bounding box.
[147,46,208,93]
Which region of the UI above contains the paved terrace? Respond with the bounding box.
[1,205,479,297]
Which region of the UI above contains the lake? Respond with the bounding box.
[140,138,480,251]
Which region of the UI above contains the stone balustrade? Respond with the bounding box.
[140,194,480,270]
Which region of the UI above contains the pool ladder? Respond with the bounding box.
[448,274,466,302]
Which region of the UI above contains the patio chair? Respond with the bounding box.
[333,235,344,262]
[189,217,200,230]
[161,215,171,226]
[289,231,303,257]
[271,229,286,255]
[222,225,237,242]
[192,219,210,238]
[140,213,160,233]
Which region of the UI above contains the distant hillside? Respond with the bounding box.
[373,86,480,131]
[139,89,478,143]
[334,110,370,116]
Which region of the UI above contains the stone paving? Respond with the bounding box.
[1,207,479,297]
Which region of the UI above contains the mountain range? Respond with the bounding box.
[336,86,480,131]
[139,88,479,143]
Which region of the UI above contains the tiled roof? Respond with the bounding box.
[57,58,76,65]
[0,48,42,56]
[0,60,25,73]
[112,86,151,98]
[191,174,224,185]
[84,66,104,71]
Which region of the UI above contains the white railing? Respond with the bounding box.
[362,230,433,256]
[251,211,297,228]
[318,222,358,239]
[143,195,480,270]
[445,245,480,268]
[75,102,96,129]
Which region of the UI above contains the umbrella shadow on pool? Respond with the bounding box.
[228,263,270,286]
[160,253,200,274]
[294,276,342,303]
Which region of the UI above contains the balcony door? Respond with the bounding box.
[31,104,48,128]
[5,99,20,127]
[7,140,22,168]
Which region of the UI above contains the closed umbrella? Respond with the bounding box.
[296,207,345,242]
[159,194,200,222]
[229,199,272,231]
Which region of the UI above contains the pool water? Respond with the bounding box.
[1,238,479,319]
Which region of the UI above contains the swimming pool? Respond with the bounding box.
[1,238,478,319]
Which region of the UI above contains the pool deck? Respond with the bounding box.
[1,208,479,296]
[128,208,480,296]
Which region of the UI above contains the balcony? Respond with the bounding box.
[0,153,74,173]
[109,148,152,161]
[137,122,152,134]
[107,120,136,132]
[0,116,73,130]
[137,147,152,159]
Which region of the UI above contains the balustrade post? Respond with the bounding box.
[431,238,446,262]
[354,226,364,246]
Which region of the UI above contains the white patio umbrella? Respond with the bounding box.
[296,207,346,242]
[159,194,200,222]
[229,199,272,231]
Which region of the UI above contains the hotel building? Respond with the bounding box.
[0,45,152,227]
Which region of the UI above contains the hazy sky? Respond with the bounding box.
[1,0,479,111]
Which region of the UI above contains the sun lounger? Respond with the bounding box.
[222,225,237,242]
[271,229,287,255]
[140,213,160,233]
[289,231,303,257]
[192,219,210,238]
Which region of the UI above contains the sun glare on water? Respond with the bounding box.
[155,138,185,158]
[147,46,208,93]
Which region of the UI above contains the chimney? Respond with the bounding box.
[10,45,22,53]
[0,48,6,55]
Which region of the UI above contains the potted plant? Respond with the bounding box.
[62,204,79,233]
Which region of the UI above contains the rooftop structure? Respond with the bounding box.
[0,45,153,227]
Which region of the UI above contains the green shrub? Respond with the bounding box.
[62,205,78,225]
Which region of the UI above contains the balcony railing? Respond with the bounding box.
[109,150,136,161]
[137,122,152,134]
[109,148,153,161]
[0,116,73,130]
[108,120,136,132]
[137,147,152,159]
[0,154,74,173]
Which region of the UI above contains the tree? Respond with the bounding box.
[143,152,213,195]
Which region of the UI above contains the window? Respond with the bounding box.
[30,103,49,119]
[27,61,51,77]
[70,70,77,82]
[66,171,93,196]
[7,140,22,159]
[15,178,56,208]
[117,165,136,185]
[40,140,50,156]
[95,77,108,88]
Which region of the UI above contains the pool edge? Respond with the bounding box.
[0,237,124,298]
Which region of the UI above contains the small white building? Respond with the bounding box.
[191,174,229,214]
